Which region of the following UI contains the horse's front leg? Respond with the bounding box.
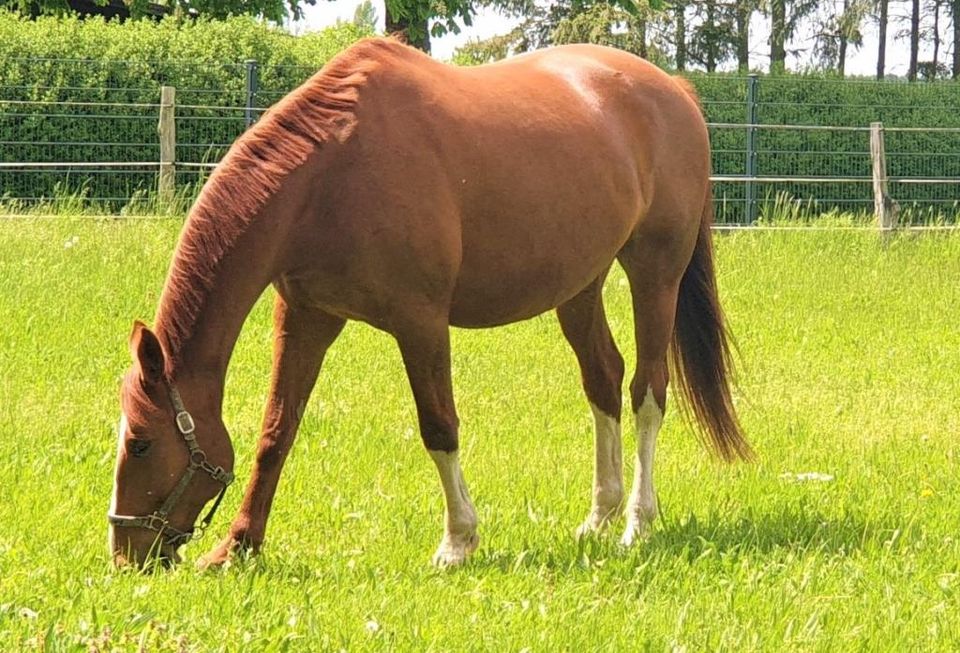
[198,296,345,569]
[395,316,479,567]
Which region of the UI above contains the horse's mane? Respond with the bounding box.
[155,39,404,365]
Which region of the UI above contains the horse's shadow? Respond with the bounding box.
[473,506,890,573]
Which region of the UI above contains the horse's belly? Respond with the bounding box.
[448,212,633,327]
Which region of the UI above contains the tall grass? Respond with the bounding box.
[1,219,959,650]
[0,182,200,218]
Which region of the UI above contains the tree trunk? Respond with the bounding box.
[770,0,786,72]
[877,0,888,79]
[908,0,920,80]
[954,0,960,78]
[736,0,751,71]
[639,17,648,59]
[838,38,847,76]
[385,12,431,53]
[932,1,941,77]
[675,1,687,71]
[705,0,718,72]
[837,0,848,76]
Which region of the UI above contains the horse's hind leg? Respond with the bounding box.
[394,316,478,567]
[617,239,685,546]
[556,271,626,537]
[198,296,345,569]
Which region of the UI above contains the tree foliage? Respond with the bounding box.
[454,0,664,64]
[0,0,315,22]
[454,0,960,80]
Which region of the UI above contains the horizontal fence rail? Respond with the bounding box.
[1,62,959,225]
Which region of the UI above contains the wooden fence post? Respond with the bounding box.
[158,85,176,208]
[870,121,898,233]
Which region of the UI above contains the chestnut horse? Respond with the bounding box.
[108,38,751,569]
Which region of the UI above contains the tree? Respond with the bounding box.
[674,0,687,70]
[769,0,787,70]
[551,2,657,56]
[909,0,920,80]
[765,0,817,72]
[687,0,737,72]
[917,0,949,79]
[382,0,477,52]
[876,0,890,78]
[812,0,868,76]
[734,0,756,71]
[352,0,378,31]
[452,0,666,63]
[1,0,316,22]
[953,0,960,78]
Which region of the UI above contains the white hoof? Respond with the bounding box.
[432,531,479,567]
[620,507,656,547]
[575,508,617,539]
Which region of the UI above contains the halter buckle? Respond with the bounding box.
[175,410,195,436]
[144,512,169,532]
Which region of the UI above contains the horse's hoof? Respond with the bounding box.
[575,512,615,539]
[620,519,653,547]
[196,537,244,571]
[432,532,479,568]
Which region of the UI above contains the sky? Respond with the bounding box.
[291,1,927,77]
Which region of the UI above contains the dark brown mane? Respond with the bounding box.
[154,40,397,365]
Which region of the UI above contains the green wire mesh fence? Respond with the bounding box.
[2,59,959,223]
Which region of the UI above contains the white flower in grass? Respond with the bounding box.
[64,235,79,249]
[365,619,380,634]
[780,472,834,482]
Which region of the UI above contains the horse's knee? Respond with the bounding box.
[419,413,460,452]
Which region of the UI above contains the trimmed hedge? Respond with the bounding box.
[0,13,371,206]
[688,72,960,221]
[1,13,958,220]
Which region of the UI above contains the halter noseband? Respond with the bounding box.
[108,384,234,549]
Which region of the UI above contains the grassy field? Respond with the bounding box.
[1,218,959,651]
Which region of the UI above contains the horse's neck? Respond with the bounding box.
[154,214,275,391]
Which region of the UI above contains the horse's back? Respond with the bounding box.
[300,40,711,328]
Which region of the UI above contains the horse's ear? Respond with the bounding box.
[129,320,165,385]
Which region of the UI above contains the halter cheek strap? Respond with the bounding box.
[107,385,234,548]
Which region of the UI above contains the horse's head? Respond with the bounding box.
[108,321,234,569]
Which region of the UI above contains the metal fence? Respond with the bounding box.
[2,59,959,223]
[697,74,960,223]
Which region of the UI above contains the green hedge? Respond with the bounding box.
[1,12,958,221]
[0,13,370,206]
[688,72,960,222]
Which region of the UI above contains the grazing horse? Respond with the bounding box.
[108,37,751,569]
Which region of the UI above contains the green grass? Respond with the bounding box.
[1,218,959,651]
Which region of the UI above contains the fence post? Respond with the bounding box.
[745,73,759,223]
[245,59,259,129]
[158,85,176,208]
[870,121,899,233]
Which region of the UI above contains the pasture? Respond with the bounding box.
[1,217,959,650]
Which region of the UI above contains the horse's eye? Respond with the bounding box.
[128,439,152,457]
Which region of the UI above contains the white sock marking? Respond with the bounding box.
[577,404,623,535]
[623,387,663,546]
[428,449,478,566]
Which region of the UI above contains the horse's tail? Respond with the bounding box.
[670,185,753,462]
